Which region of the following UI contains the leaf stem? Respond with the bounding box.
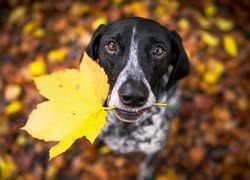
[153,103,168,107]
[103,106,116,110]
[103,103,167,110]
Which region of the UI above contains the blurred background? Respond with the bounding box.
[0,0,249,179]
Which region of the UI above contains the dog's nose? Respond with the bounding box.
[119,80,149,107]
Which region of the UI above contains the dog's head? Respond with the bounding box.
[86,17,189,122]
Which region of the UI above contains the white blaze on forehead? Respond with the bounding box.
[108,27,156,109]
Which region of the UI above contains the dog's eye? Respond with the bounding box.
[153,46,165,57]
[106,41,117,52]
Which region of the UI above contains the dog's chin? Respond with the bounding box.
[114,108,147,123]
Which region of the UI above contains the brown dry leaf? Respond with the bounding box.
[69,2,90,16]
[212,106,231,121]
[224,90,236,102]
[189,147,205,165]
[53,18,68,32]
[91,161,108,180]
[0,118,9,135]
[114,157,125,168]
[237,96,249,111]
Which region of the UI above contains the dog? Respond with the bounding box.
[85,17,189,180]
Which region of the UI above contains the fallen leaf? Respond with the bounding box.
[200,31,219,47]
[156,174,168,180]
[4,101,22,115]
[202,59,224,85]
[178,18,189,30]
[223,35,238,57]
[204,3,217,17]
[15,134,28,146]
[69,3,90,16]
[224,90,236,102]
[99,146,111,155]
[4,84,22,101]
[47,48,67,62]
[22,21,37,35]
[0,155,16,179]
[28,57,46,76]
[196,63,206,73]
[8,6,26,23]
[33,28,46,38]
[112,0,123,6]
[22,52,109,160]
[92,17,107,30]
[114,157,125,167]
[45,164,57,179]
[203,72,218,84]
[124,2,149,18]
[189,147,205,165]
[197,14,211,29]
[207,59,224,76]
[216,19,234,31]
[212,106,231,121]
[237,96,248,111]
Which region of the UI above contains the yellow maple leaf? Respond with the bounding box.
[22,52,109,160]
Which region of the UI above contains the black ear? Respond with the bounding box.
[166,30,190,90]
[85,24,106,60]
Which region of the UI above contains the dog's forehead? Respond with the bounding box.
[104,18,169,40]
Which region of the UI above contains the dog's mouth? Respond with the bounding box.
[114,108,148,123]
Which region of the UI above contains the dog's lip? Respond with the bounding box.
[114,108,148,123]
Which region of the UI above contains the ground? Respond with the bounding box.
[0,0,249,179]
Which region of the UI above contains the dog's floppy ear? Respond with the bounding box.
[166,30,190,90]
[86,24,106,60]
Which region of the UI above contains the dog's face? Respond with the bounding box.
[86,17,189,122]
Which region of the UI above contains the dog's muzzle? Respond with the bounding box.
[115,108,148,122]
[113,79,150,122]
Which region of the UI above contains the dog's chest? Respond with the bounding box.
[100,106,169,154]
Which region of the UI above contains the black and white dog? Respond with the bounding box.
[85,17,189,179]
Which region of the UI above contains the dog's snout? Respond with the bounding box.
[119,80,149,107]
